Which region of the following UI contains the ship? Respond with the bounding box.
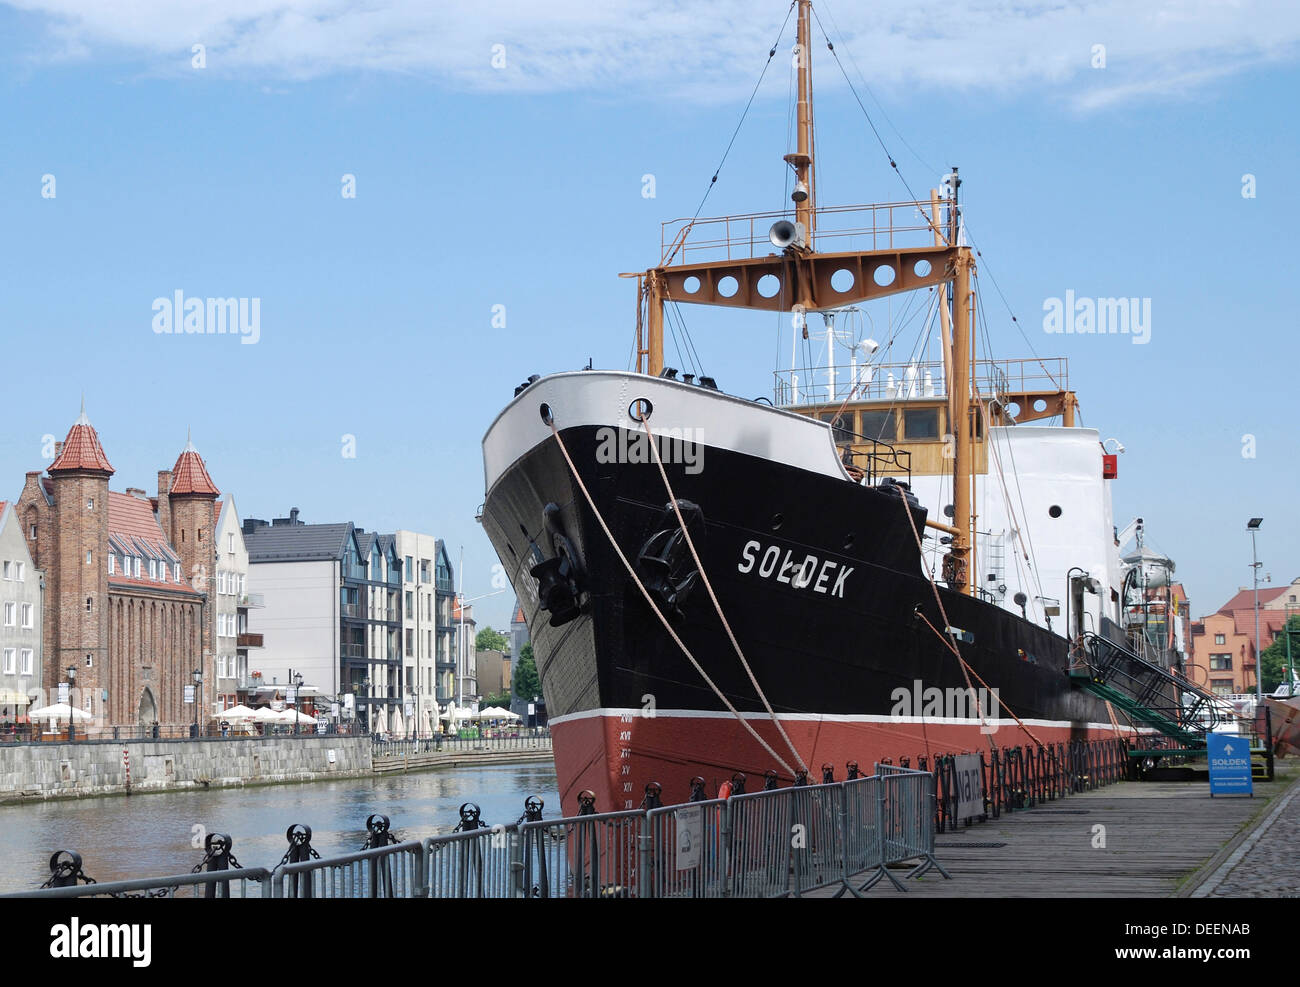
[479,0,1163,813]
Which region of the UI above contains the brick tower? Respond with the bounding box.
[32,405,113,714]
[164,435,220,711]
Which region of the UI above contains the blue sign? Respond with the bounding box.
[1207,734,1253,797]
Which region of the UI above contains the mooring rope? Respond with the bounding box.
[638,413,808,775]
[546,414,798,777]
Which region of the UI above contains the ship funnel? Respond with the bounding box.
[769,220,805,248]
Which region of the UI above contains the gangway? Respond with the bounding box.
[1068,633,1223,747]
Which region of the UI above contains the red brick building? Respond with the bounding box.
[15,408,219,733]
[1190,585,1294,696]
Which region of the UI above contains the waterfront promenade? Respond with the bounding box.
[815,764,1299,898]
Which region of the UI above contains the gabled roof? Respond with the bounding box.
[50,408,114,474]
[1218,587,1288,614]
[512,602,525,624]
[169,438,219,496]
[245,522,355,563]
[107,491,199,596]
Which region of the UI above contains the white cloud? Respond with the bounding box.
[4,0,1299,108]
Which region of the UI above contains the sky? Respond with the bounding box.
[1,0,1297,632]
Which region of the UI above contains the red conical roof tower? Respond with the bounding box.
[49,400,114,474]
[169,430,219,496]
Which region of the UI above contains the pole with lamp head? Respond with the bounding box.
[1248,518,1263,700]
[66,665,77,741]
[293,670,303,735]
[192,668,203,738]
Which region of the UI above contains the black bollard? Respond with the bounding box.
[730,772,747,796]
[520,796,548,898]
[763,769,779,791]
[362,814,399,899]
[688,776,707,802]
[199,833,238,899]
[42,850,91,889]
[821,763,835,784]
[638,783,662,811]
[846,760,860,780]
[793,769,808,787]
[282,824,319,898]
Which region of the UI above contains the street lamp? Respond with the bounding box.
[192,668,203,738]
[361,676,371,735]
[1248,518,1263,700]
[293,671,303,736]
[66,665,76,742]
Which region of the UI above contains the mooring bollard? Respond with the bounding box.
[453,803,490,898]
[845,761,860,781]
[764,769,779,791]
[688,776,707,802]
[195,833,240,899]
[42,850,95,890]
[278,824,320,898]
[362,814,400,898]
[821,763,835,784]
[637,783,662,811]
[519,796,548,898]
[731,772,747,795]
[793,769,809,787]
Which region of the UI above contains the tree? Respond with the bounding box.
[1258,615,1300,693]
[513,642,540,700]
[476,626,508,653]
[481,690,512,708]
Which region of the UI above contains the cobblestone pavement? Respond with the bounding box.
[1209,784,1300,897]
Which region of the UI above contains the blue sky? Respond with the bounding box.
[1,1,1298,631]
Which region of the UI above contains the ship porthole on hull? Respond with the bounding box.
[539,402,553,425]
[771,513,783,530]
[1049,505,1063,518]
[629,398,653,422]
[844,533,855,550]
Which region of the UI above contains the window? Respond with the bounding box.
[23,603,34,626]
[1210,654,1233,671]
[405,591,414,613]
[902,407,941,440]
[85,655,93,667]
[108,554,115,575]
[20,649,32,676]
[84,597,92,614]
[217,571,226,594]
[174,563,181,582]
[238,574,245,595]
[2,649,12,674]
[134,557,141,578]
[3,603,13,626]
[87,498,94,510]
[1214,633,1225,645]
[818,412,852,444]
[2,561,9,579]
[1211,679,1234,696]
[228,533,235,553]
[28,525,35,539]
[198,528,204,542]
[85,550,92,565]
[420,559,431,583]
[15,562,23,581]
[149,559,158,580]
[859,410,897,442]
[406,556,414,582]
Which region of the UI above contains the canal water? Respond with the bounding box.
[0,759,558,894]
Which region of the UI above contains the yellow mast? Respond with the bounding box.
[635,0,982,595]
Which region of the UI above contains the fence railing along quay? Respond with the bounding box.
[371,730,552,759]
[8,738,1139,899]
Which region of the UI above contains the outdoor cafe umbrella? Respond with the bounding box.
[212,704,258,721]
[27,702,93,723]
[478,706,520,720]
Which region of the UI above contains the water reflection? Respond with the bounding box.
[0,760,558,894]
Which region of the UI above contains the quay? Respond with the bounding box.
[812,762,1300,898]
[0,733,553,804]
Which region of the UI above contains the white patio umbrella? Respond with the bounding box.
[250,706,281,723]
[212,704,257,721]
[479,706,520,720]
[27,702,93,722]
[271,708,316,725]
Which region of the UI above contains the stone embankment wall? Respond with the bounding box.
[0,736,372,802]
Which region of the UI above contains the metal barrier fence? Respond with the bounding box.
[519,809,644,898]
[372,733,552,758]
[11,737,1140,899]
[268,841,427,898]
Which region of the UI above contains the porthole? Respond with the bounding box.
[1048,505,1062,519]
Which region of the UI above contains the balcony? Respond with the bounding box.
[237,632,264,649]
[341,603,363,619]
[238,593,265,609]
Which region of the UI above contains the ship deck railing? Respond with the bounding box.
[773,357,1069,409]
[659,200,951,267]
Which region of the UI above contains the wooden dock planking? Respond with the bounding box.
[819,767,1298,898]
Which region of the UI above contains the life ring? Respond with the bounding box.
[717,780,734,800]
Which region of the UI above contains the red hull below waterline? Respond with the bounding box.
[548,711,1127,814]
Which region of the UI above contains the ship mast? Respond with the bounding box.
[634,0,979,596]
